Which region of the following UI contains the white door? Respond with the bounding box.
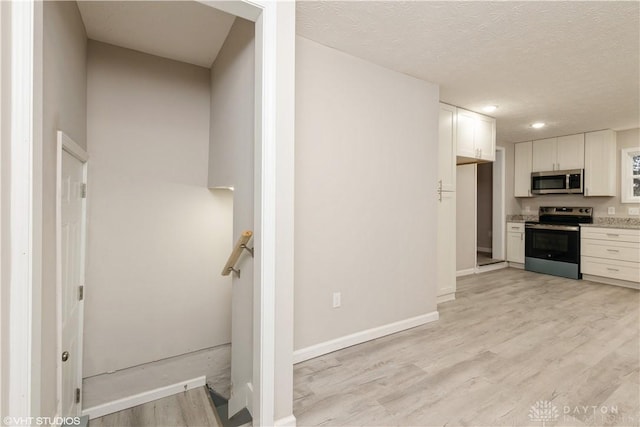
[506,232,524,263]
[475,115,496,162]
[58,132,88,417]
[532,137,557,172]
[514,141,533,197]
[556,134,584,170]
[437,104,457,300]
[455,108,476,159]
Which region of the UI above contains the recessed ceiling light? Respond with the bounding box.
[483,105,498,113]
[530,122,546,129]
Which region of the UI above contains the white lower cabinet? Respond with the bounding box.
[581,227,640,288]
[506,222,525,264]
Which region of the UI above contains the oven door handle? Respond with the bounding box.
[525,224,580,232]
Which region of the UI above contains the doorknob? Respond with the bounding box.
[61,351,69,362]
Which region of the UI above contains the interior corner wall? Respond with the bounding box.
[294,36,439,351]
[476,162,493,250]
[500,142,520,215]
[42,1,87,418]
[456,164,477,271]
[207,17,255,413]
[84,41,233,378]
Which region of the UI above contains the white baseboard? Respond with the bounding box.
[437,293,455,304]
[508,262,524,269]
[293,311,439,364]
[456,268,475,277]
[477,247,492,253]
[582,274,640,290]
[275,414,297,426]
[82,376,206,419]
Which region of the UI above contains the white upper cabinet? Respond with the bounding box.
[514,141,533,197]
[556,134,585,170]
[439,103,457,191]
[456,108,496,163]
[584,129,616,197]
[456,109,477,159]
[475,115,496,160]
[532,133,585,172]
[532,137,556,172]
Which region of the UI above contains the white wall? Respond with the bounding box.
[42,1,87,417]
[294,36,439,350]
[506,128,640,216]
[208,17,255,413]
[0,1,10,416]
[84,41,233,377]
[456,164,477,271]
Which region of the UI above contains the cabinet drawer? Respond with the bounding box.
[507,222,525,233]
[581,239,640,263]
[580,227,640,243]
[581,257,640,283]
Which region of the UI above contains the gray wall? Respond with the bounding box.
[84,41,233,377]
[42,1,87,417]
[456,164,476,271]
[208,17,255,413]
[505,128,640,216]
[476,162,493,251]
[294,36,439,350]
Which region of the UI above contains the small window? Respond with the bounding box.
[621,147,640,203]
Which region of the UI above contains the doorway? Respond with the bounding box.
[476,147,506,268]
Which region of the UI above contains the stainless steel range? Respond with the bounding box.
[525,207,593,279]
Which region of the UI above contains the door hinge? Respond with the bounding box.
[78,286,84,301]
[75,388,81,404]
[81,183,87,199]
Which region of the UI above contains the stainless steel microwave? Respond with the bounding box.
[531,169,583,194]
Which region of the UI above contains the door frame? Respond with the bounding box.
[56,131,88,418]
[6,1,295,426]
[5,0,44,418]
[199,2,295,424]
[492,147,506,260]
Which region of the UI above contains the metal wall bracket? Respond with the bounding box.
[227,267,241,278]
[240,244,254,258]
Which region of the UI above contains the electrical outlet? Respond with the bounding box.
[629,207,640,216]
[524,205,531,213]
[332,292,341,308]
[608,207,615,215]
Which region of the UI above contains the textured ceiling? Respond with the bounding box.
[297,1,640,144]
[77,1,235,68]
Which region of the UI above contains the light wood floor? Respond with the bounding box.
[90,387,221,427]
[293,268,640,426]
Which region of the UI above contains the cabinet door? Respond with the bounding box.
[476,115,495,161]
[456,108,477,158]
[514,141,533,197]
[507,232,524,263]
[532,138,557,172]
[439,104,457,191]
[584,130,616,196]
[437,190,456,298]
[556,134,584,170]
